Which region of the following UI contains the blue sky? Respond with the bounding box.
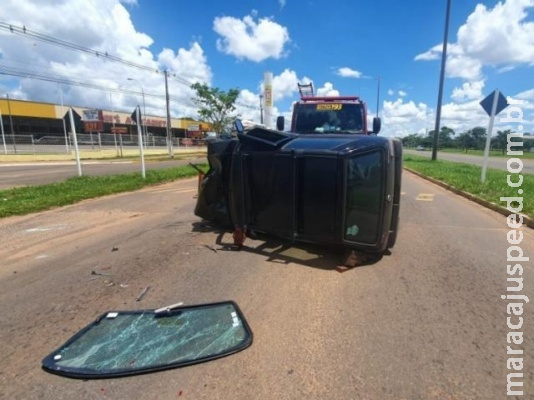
[1,0,533,136]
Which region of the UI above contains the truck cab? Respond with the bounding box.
[277,83,381,135]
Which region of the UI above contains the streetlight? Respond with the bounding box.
[127,78,147,147]
[6,94,17,154]
[58,83,70,152]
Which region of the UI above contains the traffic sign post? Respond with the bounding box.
[479,89,508,183]
[133,106,146,179]
[65,108,82,177]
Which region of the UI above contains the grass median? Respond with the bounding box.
[0,164,207,218]
[404,155,533,218]
[437,148,534,159]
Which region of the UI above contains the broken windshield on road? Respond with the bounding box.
[42,301,253,379]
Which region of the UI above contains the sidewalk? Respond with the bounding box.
[0,147,207,164]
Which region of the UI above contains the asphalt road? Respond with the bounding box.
[0,157,207,190]
[405,149,534,174]
[0,173,532,399]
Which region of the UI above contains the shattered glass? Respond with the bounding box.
[42,301,252,378]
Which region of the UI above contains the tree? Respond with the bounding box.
[493,130,511,155]
[439,126,455,148]
[401,133,423,148]
[191,83,240,134]
[468,126,486,150]
[457,131,473,153]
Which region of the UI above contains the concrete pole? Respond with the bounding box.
[263,71,273,129]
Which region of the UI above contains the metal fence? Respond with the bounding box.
[0,133,205,155]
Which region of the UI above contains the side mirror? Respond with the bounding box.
[372,117,381,134]
[234,119,245,134]
[276,116,285,131]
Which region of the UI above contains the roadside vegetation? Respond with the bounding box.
[0,164,207,218]
[435,147,534,159]
[400,126,533,156]
[404,155,533,218]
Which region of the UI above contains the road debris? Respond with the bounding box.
[203,244,218,253]
[91,270,111,277]
[136,286,150,302]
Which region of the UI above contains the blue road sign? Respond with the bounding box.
[131,106,142,124]
[480,90,508,116]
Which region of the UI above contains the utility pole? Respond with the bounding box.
[6,93,17,154]
[432,0,452,161]
[59,83,69,152]
[164,70,173,157]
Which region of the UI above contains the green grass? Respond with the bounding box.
[436,148,534,159]
[404,155,533,218]
[0,164,207,218]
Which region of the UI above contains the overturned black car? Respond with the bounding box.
[195,123,402,255]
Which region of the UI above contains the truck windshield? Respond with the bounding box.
[293,103,364,134]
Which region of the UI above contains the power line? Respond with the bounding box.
[0,65,197,109]
[0,21,159,74]
[0,20,207,84]
[0,21,257,111]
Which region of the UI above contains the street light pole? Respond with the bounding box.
[164,70,173,157]
[0,106,7,154]
[58,83,69,152]
[6,93,17,154]
[432,0,452,161]
[127,78,147,148]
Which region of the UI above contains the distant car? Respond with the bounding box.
[416,145,425,151]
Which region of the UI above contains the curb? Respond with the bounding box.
[404,167,533,230]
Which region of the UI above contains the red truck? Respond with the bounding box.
[276,83,381,135]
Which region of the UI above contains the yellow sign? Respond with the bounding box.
[264,85,273,107]
[316,103,343,111]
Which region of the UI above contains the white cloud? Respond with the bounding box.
[451,80,485,102]
[0,0,212,118]
[213,14,290,62]
[497,65,516,73]
[336,67,362,78]
[458,1,534,65]
[415,0,534,79]
[379,98,430,137]
[157,43,211,84]
[272,69,301,101]
[236,89,261,122]
[256,69,312,102]
[279,0,286,9]
[515,88,534,101]
[387,89,394,96]
[236,88,287,127]
[316,82,339,97]
[398,90,407,97]
[440,100,490,130]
